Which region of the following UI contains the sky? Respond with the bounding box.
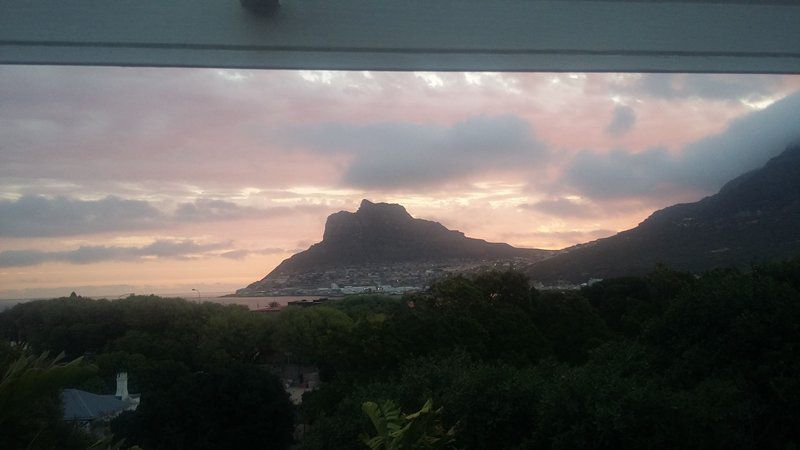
[1,66,800,298]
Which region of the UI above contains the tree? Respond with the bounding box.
[0,344,95,449]
[361,399,455,450]
[273,306,354,365]
[111,364,294,450]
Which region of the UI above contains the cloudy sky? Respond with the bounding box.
[1,66,800,298]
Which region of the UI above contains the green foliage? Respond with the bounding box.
[296,380,399,450]
[531,291,608,364]
[361,399,455,450]
[404,272,549,365]
[329,295,405,320]
[4,262,800,449]
[273,306,354,367]
[531,358,679,449]
[394,353,541,450]
[111,364,294,450]
[0,295,279,375]
[753,257,800,290]
[0,349,92,422]
[297,265,800,449]
[0,295,294,449]
[473,270,537,311]
[0,345,95,449]
[580,267,689,338]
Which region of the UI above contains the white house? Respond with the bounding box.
[62,373,140,431]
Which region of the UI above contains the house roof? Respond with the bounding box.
[61,389,136,422]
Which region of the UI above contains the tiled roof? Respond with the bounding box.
[61,389,134,421]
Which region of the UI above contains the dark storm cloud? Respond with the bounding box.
[0,195,165,237]
[0,65,353,188]
[0,240,231,268]
[174,199,250,221]
[0,196,322,237]
[563,147,675,199]
[284,115,548,189]
[605,105,636,136]
[562,90,800,200]
[172,199,323,222]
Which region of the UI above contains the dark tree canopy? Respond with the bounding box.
[3,261,800,449]
[0,295,294,449]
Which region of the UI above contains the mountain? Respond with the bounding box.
[528,144,800,282]
[240,200,553,293]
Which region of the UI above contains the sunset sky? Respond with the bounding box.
[2,66,800,298]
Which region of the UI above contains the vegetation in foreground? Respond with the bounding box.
[0,296,294,449]
[1,258,800,449]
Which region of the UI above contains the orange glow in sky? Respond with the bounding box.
[1,67,799,298]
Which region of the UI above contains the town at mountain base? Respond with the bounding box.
[237,200,554,296]
[239,144,800,294]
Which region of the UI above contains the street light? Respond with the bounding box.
[191,288,201,301]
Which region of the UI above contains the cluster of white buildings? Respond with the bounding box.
[335,283,419,295]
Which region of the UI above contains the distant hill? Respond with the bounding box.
[528,144,800,282]
[241,200,553,293]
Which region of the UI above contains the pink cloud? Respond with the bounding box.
[1,66,799,292]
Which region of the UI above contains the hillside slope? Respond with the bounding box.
[528,144,800,282]
[242,200,552,293]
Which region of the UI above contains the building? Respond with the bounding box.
[62,373,140,431]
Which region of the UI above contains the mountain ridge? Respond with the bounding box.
[527,144,800,282]
[240,200,553,293]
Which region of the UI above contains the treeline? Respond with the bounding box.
[0,295,294,450]
[2,259,800,449]
[293,263,800,449]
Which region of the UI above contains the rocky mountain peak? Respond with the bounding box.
[240,200,553,291]
[323,200,413,242]
[356,199,413,220]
